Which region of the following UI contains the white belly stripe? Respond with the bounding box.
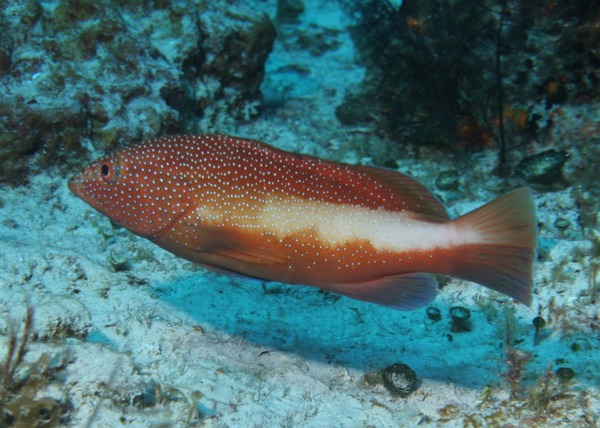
[259,198,459,252]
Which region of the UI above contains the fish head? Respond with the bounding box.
[69,143,194,239]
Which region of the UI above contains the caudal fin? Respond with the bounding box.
[450,188,537,305]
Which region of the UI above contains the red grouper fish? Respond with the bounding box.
[69,134,537,310]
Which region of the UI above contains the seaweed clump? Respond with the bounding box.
[0,308,70,426]
[337,0,497,147]
[337,0,600,171]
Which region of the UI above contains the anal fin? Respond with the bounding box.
[325,273,438,311]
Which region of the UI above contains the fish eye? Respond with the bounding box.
[100,162,114,182]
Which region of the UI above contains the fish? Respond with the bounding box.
[68,134,537,310]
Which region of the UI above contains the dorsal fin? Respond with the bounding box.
[355,165,450,222]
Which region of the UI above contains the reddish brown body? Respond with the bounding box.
[69,135,537,310]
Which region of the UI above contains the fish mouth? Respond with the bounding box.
[68,174,95,202]
[68,177,84,199]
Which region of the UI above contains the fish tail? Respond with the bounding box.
[449,188,537,305]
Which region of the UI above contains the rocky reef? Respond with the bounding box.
[0,0,275,184]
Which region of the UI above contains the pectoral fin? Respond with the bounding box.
[152,218,292,283]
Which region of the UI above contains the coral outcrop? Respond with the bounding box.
[0,0,275,184]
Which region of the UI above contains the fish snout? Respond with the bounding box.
[68,176,83,198]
